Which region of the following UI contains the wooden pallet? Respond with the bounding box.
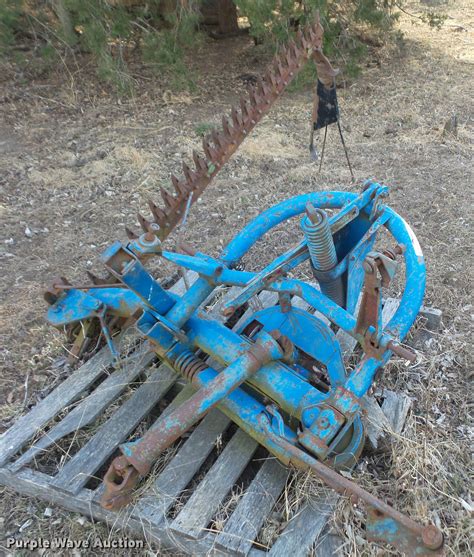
[0,273,441,556]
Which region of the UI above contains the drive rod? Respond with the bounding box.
[100,330,284,510]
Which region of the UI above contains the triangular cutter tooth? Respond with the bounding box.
[203,138,219,162]
[211,130,227,151]
[265,68,275,85]
[193,150,208,172]
[160,187,177,209]
[125,227,139,240]
[239,97,251,121]
[247,85,258,107]
[141,17,325,242]
[148,199,167,223]
[231,106,243,127]
[182,162,196,183]
[137,212,153,232]
[222,116,232,138]
[296,28,307,50]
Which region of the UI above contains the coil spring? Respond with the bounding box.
[301,208,338,271]
[301,206,345,307]
[174,350,208,382]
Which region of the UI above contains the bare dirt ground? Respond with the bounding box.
[1,1,473,555]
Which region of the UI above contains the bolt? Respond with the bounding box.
[305,202,324,225]
[317,417,329,429]
[421,525,443,550]
[222,306,235,317]
[363,260,374,274]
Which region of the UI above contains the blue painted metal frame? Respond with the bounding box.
[45,181,425,470]
[44,182,443,554]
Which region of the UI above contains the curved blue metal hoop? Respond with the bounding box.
[221,185,426,345]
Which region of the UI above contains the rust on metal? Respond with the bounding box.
[134,17,326,241]
[261,415,444,556]
[101,331,286,506]
[101,455,140,511]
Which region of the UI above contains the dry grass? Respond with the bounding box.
[1,0,473,555]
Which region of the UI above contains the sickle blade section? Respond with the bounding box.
[43,15,325,293]
[136,15,324,242]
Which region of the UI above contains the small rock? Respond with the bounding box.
[43,507,53,518]
[4,237,14,244]
[363,131,371,138]
[76,516,86,526]
[24,226,33,238]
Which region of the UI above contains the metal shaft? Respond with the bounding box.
[120,331,284,475]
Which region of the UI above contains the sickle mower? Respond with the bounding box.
[44,15,444,557]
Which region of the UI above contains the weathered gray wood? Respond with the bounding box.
[134,409,231,525]
[0,467,266,557]
[10,347,156,472]
[314,528,344,556]
[52,365,178,493]
[381,390,413,434]
[91,381,196,503]
[0,337,124,467]
[269,492,338,557]
[365,389,413,449]
[172,428,259,539]
[0,264,433,557]
[419,306,442,331]
[215,457,289,556]
[363,395,392,449]
[0,271,197,469]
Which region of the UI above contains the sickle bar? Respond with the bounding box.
[136,16,326,241]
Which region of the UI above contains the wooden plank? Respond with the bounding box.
[364,390,413,449]
[0,271,197,469]
[269,492,338,557]
[0,336,125,467]
[134,409,231,525]
[363,395,392,449]
[10,347,156,472]
[91,381,197,503]
[0,467,268,557]
[131,284,249,523]
[172,428,259,539]
[419,306,442,331]
[52,365,177,493]
[215,457,288,556]
[314,528,345,556]
[381,390,413,434]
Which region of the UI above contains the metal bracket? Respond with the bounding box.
[356,248,401,358]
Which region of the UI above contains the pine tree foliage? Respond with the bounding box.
[0,1,445,93]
